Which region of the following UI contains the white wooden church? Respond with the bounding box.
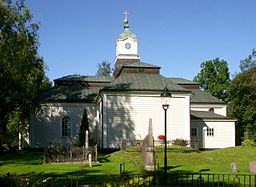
[30,14,236,149]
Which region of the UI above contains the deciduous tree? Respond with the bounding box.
[229,67,256,143]
[240,49,256,72]
[0,0,51,150]
[193,58,230,102]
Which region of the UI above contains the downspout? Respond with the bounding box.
[98,94,104,149]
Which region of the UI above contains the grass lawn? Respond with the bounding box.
[0,146,256,176]
[156,146,256,174]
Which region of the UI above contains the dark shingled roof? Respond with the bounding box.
[39,86,100,102]
[103,73,190,92]
[123,61,160,68]
[191,111,234,120]
[169,78,200,85]
[54,75,114,82]
[114,61,160,77]
[189,89,225,104]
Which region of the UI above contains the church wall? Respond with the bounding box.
[30,102,98,148]
[102,93,190,149]
[191,120,235,149]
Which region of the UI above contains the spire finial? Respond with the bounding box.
[123,10,129,26]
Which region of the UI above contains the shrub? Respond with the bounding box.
[241,139,256,147]
[171,138,189,146]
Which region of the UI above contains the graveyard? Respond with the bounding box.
[1,146,256,176]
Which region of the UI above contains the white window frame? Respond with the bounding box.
[61,116,72,137]
[206,128,214,136]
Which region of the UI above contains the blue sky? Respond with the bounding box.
[26,0,256,82]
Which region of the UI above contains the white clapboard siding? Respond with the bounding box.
[30,103,98,148]
[104,94,190,148]
[191,121,235,149]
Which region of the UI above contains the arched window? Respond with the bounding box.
[62,116,71,137]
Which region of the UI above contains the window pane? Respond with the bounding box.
[191,128,197,137]
[62,116,71,137]
[207,128,214,136]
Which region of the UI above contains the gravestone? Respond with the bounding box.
[250,161,256,173]
[244,132,249,140]
[142,118,155,171]
[88,153,92,167]
[85,130,89,149]
[231,162,238,172]
[121,140,127,150]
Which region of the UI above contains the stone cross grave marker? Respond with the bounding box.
[142,118,155,171]
[231,162,238,172]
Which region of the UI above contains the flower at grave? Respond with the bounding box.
[158,135,165,140]
[158,135,165,145]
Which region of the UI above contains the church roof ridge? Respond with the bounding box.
[123,61,160,68]
[54,75,114,82]
[168,77,200,85]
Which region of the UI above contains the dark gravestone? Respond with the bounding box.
[250,161,256,173]
[121,140,127,150]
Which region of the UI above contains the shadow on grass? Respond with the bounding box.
[97,155,110,163]
[0,151,44,166]
[158,165,182,170]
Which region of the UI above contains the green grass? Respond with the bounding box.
[0,150,141,176]
[156,146,256,174]
[0,146,256,176]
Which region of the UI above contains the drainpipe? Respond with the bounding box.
[98,94,104,149]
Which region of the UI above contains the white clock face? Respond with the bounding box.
[125,43,131,49]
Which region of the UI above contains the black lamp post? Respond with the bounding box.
[160,86,171,184]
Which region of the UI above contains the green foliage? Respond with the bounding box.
[0,0,51,150]
[171,138,189,146]
[241,139,256,147]
[240,49,256,72]
[96,60,113,76]
[228,67,256,143]
[194,58,230,102]
[79,108,89,146]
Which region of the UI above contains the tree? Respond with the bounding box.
[193,58,230,102]
[96,60,113,76]
[228,49,256,144]
[79,108,89,146]
[0,0,51,150]
[240,49,256,72]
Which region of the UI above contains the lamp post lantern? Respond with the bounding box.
[160,86,171,184]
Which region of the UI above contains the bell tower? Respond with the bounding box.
[115,11,140,65]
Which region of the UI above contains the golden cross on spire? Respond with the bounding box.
[123,10,129,20]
